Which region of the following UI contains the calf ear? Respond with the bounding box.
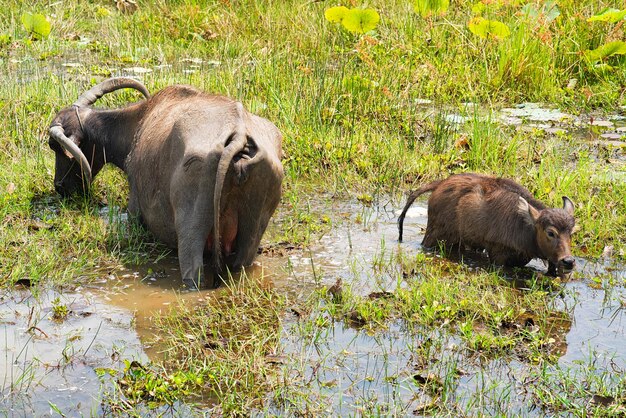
[518,196,540,223]
[562,196,574,216]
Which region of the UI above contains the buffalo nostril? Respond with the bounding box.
[561,257,575,269]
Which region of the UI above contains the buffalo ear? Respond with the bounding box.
[518,196,540,223]
[562,196,575,216]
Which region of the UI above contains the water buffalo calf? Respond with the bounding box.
[398,173,576,277]
[48,77,284,289]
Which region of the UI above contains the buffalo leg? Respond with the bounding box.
[489,247,529,268]
[173,198,212,290]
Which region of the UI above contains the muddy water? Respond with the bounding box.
[267,201,626,415]
[4,197,624,416]
[0,287,147,416]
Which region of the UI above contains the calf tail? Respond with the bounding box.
[398,180,442,242]
[213,103,248,275]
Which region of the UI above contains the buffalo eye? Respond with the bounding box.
[546,230,557,239]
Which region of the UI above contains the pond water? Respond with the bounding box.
[1,197,624,416]
[0,287,146,416]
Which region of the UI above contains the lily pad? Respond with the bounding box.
[585,41,626,62]
[468,17,510,39]
[341,8,380,34]
[521,0,561,23]
[587,8,626,23]
[21,13,51,40]
[324,6,349,24]
[414,0,449,18]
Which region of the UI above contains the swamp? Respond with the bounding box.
[1,0,625,416]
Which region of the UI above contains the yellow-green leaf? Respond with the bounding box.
[325,6,349,24]
[585,41,626,62]
[21,13,51,40]
[414,0,450,18]
[341,8,380,34]
[468,17,510,40]
[587,8,626,23]
[471,2,486,16]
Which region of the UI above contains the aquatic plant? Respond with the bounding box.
[51,297,69,321]
[21,12,51,40]
[324,6,380,34]
[113,360,203,408]
[585,41,626,64]
[468,17,510,40]
[587,8,626,23]
[521,1,561,23]
[584,8,626,71]
[413,0,449,18]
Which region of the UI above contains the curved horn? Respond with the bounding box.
[73,77,150,107]
[49,124,92,183]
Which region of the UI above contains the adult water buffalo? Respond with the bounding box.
[49,77,284,289]
[398,173,576,277]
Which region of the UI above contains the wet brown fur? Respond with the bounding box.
[398,173,576,276]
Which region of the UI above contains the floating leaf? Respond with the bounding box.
[414,0,450,18]
[585,41,626,62]
[324,6,349,24]
[21,13,51,40]
[341,8,380,34]
[587,8,626,23]
[468,17,510,39]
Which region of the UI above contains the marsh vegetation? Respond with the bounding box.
[1,0,625,416]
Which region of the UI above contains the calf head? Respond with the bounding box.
[48,77,150,196]
[519,196,576,276]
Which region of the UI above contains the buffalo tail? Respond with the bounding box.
[397,179,442,242]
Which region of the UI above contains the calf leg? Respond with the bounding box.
[489,247,530,268]
[421,226,442,248]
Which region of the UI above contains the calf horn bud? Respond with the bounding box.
[49,124,92,183]
[73,77,150,107]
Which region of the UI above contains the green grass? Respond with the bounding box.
[146,273,287,415]
[1,0,625,416]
